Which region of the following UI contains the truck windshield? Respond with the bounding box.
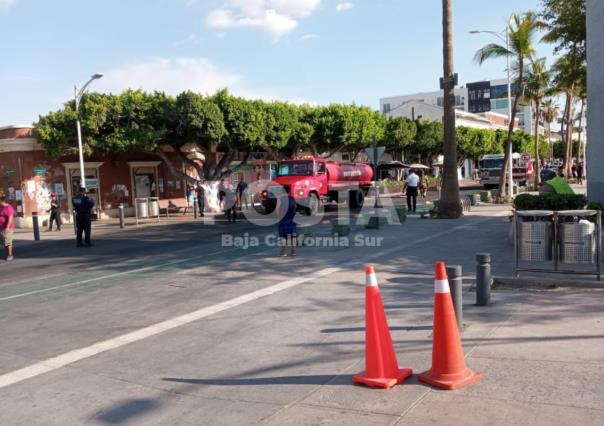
[277,161,313,176]
[482,159,504,169]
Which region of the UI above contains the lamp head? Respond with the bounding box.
[469,30,481,34]
[91,73,104,80]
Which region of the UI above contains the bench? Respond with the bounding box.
[158,198,189,217]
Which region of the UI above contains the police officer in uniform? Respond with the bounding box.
[72,187,94,247]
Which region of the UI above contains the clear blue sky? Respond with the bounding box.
[0,0,550,126]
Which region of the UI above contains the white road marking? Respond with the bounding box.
[0,211,509,389]
[0,267,340,390]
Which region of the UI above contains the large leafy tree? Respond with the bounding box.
[475,12,540,202]
[384,117,417,162]
[438,0,462,218]
[414,120,444,163]
[524,58,551,186]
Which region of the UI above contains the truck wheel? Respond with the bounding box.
[349,190,364,209]
[306,193,319,216]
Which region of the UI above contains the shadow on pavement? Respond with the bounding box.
[162,374,349,386]
[95,398,159,424]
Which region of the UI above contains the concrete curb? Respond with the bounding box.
[494,275,604,290]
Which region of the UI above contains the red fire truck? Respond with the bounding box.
[479,153,534,189]
[262,157,373,215]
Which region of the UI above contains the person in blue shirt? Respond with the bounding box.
[278,185,297,257]
[72,187,94,247]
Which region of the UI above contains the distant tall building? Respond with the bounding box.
[380,77,534,134]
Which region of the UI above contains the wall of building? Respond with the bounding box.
[587,0,604,201]
[0,127,273,227]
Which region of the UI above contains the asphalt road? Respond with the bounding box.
[13,200,603,425]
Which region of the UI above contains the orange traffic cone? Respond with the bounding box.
[353,265,412,389]
[418,261,482,390]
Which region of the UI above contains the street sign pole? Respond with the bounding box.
[364,145,385,209]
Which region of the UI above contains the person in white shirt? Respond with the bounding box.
[405,169,420,212]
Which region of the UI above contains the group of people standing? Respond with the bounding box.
[186,177,250,224]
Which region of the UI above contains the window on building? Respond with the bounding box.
[437,97,443,107]
[382,103,391,114]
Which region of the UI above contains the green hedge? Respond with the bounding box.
[513,194,587,211]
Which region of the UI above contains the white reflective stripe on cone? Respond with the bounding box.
[366,273,378,287]
[435,279,450,293]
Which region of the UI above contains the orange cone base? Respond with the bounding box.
[418,368,482,390]
[353,368,413,389]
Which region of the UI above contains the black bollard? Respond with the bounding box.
[32,212,40,241]
[119,203,125,228]
[193,197,198,219]
[476,253,492,306]
[73,211,77,235]
[446,265,463,332]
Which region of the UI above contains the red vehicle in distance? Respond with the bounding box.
[261,156,373,215]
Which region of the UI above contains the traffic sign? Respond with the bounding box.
[364,146,385,165]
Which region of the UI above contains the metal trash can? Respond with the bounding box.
[468,194,480,206]
[136,198,149,218]
[480,190,492,203]
[148,199,159,217]
[558,210,597,264]
[516,210,554,261]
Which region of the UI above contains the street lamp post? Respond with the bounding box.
[470,23,514,199]
[74,73,104,189]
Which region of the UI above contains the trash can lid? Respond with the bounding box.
[557,210,598,217]
[516,210,554,217]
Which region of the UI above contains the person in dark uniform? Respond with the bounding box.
[72,187,94,247]
[195,182,205,216]
[47,192,62,231]
[278,185,297,257]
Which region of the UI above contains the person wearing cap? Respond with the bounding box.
[0,195,15,261]
[72,187,94,247]
[47,192,62,231]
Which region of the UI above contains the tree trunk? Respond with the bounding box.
[497,58,523,203]
[533,101,541,187]
[437,0,462,218]
[562,92,574,177]
[576,98,585,170]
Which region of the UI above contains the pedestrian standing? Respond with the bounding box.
[195,182,205,217]
[571,163,578,179]
[0,195,15,261]
[223,184,237,223]
[405,169,419,212]
[186,185,195,210]
[577,162,584,185]
[47,192,62,231]
[236,177,249,210]
[278,186,297,257]
[72,187,94,247]
[418,170,428,199]
[218,179,226,210]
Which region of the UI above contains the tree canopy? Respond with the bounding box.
[36,89,528,180]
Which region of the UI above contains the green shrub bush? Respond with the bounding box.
[587,202,604,211]
[513,194,587,211]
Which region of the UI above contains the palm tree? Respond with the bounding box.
[551,49,585,177]
[523,58,551,187]
[438,0,462,218]
[541,99,559,161]
[474,12,540,202]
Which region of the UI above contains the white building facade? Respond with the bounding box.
[380,78,535,134]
